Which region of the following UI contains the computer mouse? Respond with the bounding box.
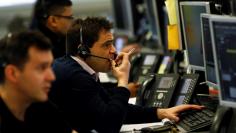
[140,127,153,133]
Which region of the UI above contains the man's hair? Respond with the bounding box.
[30,0,72,29]
[66,17,113,56]
[0,31,52,83]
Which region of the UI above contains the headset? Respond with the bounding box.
[0,57,5,83]
[77,27,91,59]
[0,58,5,68]
[41,0,49,19]
[34,0,49,20]
[0,33,11,69]
[77,27,112,60]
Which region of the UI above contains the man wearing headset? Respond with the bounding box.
[0,31,72,133]
[30,0,73,58]
[50,17,204,133]
[30,0,141,97]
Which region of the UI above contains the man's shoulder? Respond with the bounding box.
[52,56,91,79]
[26,101,72,133]
[53,56,81,70]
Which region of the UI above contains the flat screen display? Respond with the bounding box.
[180,2,211,70]
[211,16,236,108]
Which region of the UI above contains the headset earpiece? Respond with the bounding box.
[77,45,90,59]
[40,0,49,19]
[77,27,90,59]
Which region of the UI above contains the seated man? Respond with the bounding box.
[49,17,203,133]
[0,31,72,133]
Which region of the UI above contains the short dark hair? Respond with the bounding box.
[66,17,113,55]
[30,0,72,29]
[0,31,52,83]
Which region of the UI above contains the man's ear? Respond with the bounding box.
[47,16,58,28]
[4,65,20,83]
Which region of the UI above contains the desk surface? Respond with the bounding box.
[120,122,163,132]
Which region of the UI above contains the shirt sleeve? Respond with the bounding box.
[54,71,131,133]
[124,104,160,124]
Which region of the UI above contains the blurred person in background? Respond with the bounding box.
[29,0,73,58]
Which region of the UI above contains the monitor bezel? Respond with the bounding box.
[180,1,211,71]
[210,15,236,108]
[175,0,184,50]
[200,13,220,89]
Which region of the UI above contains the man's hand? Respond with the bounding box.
[127,82,140,97]
[111,52,131,88]
[157,104,205,122]
[121,44,141,59]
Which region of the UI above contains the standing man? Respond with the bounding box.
[50,17,204,133]
[30,0,73,58]
[0,31,72,133]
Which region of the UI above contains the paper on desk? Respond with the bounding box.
[98,72,117,83]
[128,97,136,105]
[120,122,163,132]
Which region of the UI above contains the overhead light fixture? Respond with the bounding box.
[0,0,36,7]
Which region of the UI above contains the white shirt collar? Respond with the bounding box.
[71,55,96,75]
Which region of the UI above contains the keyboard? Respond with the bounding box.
[177,108,215,132]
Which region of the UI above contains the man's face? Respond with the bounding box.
[15,46,55,102]
[50,6,73,35]
[86,29,116,72]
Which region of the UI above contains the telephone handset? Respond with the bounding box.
[136,73,199,108]
[136,74,156,106]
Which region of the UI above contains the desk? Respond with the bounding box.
[120,122,163,133]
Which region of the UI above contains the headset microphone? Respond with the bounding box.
[87,54,111,61]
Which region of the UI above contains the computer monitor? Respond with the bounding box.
[111,0,134,38]
[200,13,219,88]
[144,0,162,45]
[144,0,170,50]
[210,15,236,108]
[180,1,211,71]
[111,0,144,39]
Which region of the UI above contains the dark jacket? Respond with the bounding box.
[0,98,72,133]
[50,55,159,133]
[32,23,66,59]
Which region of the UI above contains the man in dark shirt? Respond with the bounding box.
[0,31,72,133]
[50,17,203,133]
[30,0,73,58]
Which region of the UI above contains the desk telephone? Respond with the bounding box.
[129,53,162,83]
[136,73,199,108]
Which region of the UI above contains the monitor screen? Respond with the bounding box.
[143,55,156,65]
[180,2,211,71]
[144,0,169,50]
[210,16,236,108]
[201,14,218,88]
[158,77,174,89]
[144,0,163,47]
[114,36,127,53]
[111,0,134,38]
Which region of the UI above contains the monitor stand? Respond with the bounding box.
[210,105,236,133]
[194,70,209,95]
